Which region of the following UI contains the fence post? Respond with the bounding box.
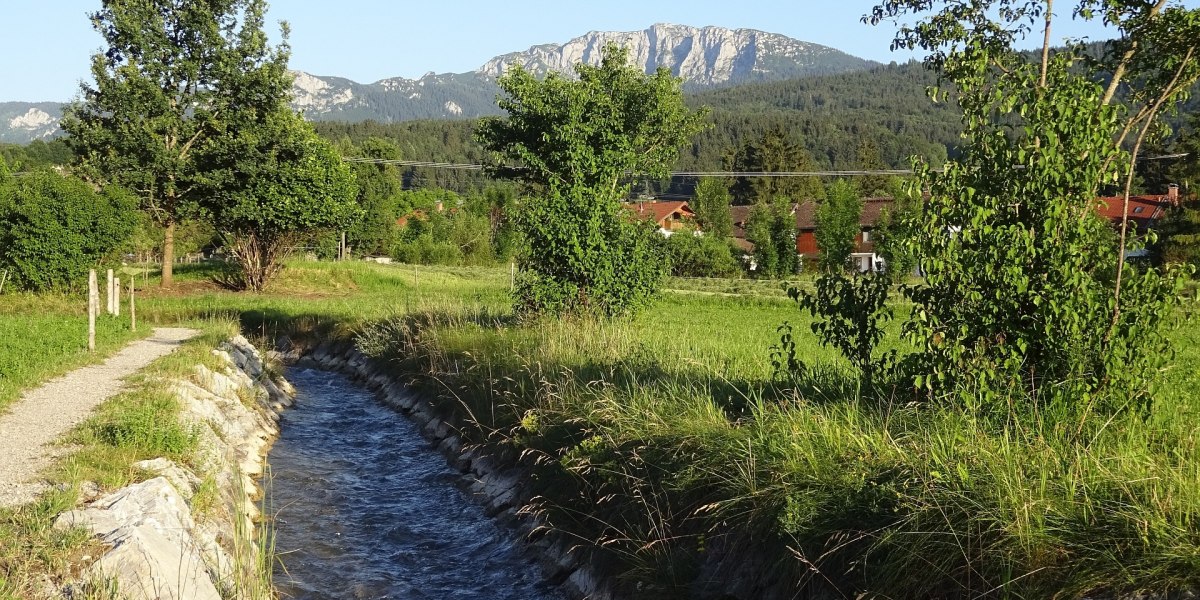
[106,269,114,315]
[114,277,120,317]
[0,268,8,294]
[88,270,97,352]
[129,278,136,332]
[510,261,515,292]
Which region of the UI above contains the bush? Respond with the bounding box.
[665,231,742,278]
[0,170,137,292]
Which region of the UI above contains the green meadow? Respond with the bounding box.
[1,260,1198,598]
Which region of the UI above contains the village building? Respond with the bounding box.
[623,201,696,236]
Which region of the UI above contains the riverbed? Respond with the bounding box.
[267,367,564,599]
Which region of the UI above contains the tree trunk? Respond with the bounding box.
[162,219,175,287]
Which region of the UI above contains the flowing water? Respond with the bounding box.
[267,367,564,600]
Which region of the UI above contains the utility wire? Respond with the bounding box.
[341,154,1191,176]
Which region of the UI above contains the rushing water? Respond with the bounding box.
[267,367,564,600]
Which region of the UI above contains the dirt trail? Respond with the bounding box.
[0,328,199,508]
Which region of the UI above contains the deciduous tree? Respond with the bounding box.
[62,0,287,287]
[866,0,1200,412]
[476,44,708,317]
[201,108,359,291]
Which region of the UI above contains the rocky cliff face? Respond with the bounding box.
[0,103,62,143]
[478,23,873,87]
[0,23,876,142]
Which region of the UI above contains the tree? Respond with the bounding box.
[814,179,863,272]
[476,44,708,317]
[730,128,825,204]
[853,138,895,197]
[346,137,405,256]
[62,0,287,287]
[866,0,1200,412]
[872,187,921,281]
[201,108,359,291]
[690,177,733,239]
[746,198,798,278]
[0,170,137,292]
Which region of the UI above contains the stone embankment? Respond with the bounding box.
[290,339,618,600]
[54,336,292,600]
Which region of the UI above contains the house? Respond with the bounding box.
[1096,185,1178,257]
[623,201,696,236]
[731,198,894,272]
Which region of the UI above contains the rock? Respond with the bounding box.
[55,478,222,600]
[132,458,201,499]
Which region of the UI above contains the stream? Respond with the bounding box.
[266,367,565,600]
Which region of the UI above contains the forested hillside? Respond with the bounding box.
[312,61,964,194]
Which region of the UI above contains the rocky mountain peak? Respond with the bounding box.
[476,23,873,87]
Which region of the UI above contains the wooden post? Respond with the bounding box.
[340,232,347,261]
[0,268,8,294]
[88,270,97,351]
[413,263,418,289]
[113,278,120,317]
[106,269,114,315]
[129,278,136,332]
[510,261,515,292]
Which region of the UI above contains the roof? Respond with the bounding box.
[624,201,695,226]
[730,197,895,232]
[1096,195,1172,230]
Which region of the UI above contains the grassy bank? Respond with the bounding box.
[2,260,1196,598]
[0,293,148,411]
[348,264,1200,598]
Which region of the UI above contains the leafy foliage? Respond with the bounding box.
[0,171,137,291]
[476,44,707,317]
[866,0,1200,417]
[689,177,733,238]
[202,109,360,290]
[663,231,742,277]
[813,179,862,272]
[62,0,288,287]
[745,199,798,278]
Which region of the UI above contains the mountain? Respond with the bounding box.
[0,103,62,144]
[478,23,875,87]
[0,23,877,143]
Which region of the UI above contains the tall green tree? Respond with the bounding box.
[201,108,359,291]
[345,137,405,256]
[746,198,797,278]
[730,128,825,204]
[867,0,1200,412]
[476,44,708,317]
[690,177,733,239]
[62,0,287,287]
[814,179,863,273]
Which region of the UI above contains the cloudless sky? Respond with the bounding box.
[2,1,1197,101]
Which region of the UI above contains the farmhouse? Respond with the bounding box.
[730,198,893,272]
[624,201,696,236]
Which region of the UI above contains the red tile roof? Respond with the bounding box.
[1096,194,1172,230]
[624,201,695,226]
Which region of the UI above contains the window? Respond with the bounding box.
[861,230,871,242]
[1133,206,1145,214]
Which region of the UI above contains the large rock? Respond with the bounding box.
[55,478,222,600]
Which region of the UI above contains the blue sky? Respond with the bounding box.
[2,1,1195,101]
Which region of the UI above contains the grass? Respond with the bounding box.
[2,259,1198,598]
[0,292,147,410]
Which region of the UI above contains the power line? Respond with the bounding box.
[341,156,916,177]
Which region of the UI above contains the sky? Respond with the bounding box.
[1,0,1196,102]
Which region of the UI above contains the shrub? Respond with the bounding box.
[0,170,137,292]
[665,231,741,278]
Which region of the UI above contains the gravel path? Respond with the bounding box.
[0,327,199,508]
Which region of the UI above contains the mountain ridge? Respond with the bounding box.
[0,23,877,143]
